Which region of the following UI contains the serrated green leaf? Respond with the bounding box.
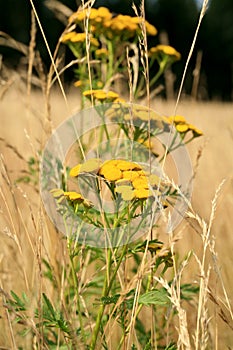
[138,289,169,306]
[42,293,56,319]
[10,290,27,311]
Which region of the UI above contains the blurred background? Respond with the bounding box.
[0,0,233,100]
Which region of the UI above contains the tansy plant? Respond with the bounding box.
[47,99,203,348]
[3,4,204,350]
[61,6,181,101]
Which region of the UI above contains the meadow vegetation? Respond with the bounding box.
[0,1,232,349]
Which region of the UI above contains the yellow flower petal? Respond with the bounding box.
[167,115,187,124]
[107,91,119,99]
[94,91,107,100]
[61,32,77,43]
[99,167,122,181]
[70,164,82,177]
[99,160,122,181]
[122,171,140,181]
[63,191,83,201]
[90,37,99,47]
[145,22,158,36]
[116,160,141,171]
[149,45,181,60]
[70,33,87,43]
[74,80,83,87]
[95,48,109,56]
[188,124,203,137]
[134,188,150,199]
[176,124,189,133]
[132,176,149,189]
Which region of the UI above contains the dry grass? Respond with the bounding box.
[0,0,233,347]
[0,85,233,347]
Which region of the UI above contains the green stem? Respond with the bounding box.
[90,244,128,349]
[107,40,114,82]
[67,238,86,344]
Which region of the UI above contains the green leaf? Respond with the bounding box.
[101,294,120,305]
[181,283,199,301]
[131,239,163,254]
[165,343,177,350]
[10,290,28,311]
[42,293,56,319]
[138,289,169,306]
[143,340,152,350]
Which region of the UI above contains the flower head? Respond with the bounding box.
[149,45,181,61]
[68,158,166,202]
[83,89,120,102]
[70,159,102,177]
[63,191,93,208]
[167,115,203,138]
[63,191,83,201]
[69,7,112,24]
[61,32,99,47]
[95,48,109,57]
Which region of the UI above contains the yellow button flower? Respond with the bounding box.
[134,188,150,199]
[176,124,189,133]
[70,164,82,177]
[70,159,101,177]
[63,191,83,201]
[83,89,120,102]
[99,160,123,181]
[116,160,141,171]
[69,7,112,24]
[95,48,109,57]
[99,166,122,182]
[61,32,78,43]
[63,191,93,208]
[122,171,141,181]
[167,115,187,124]
[188,124,203,137]
[149,45,181,60]
[74,80,83,87]
[132,176,149,190]
[145,22,158,36]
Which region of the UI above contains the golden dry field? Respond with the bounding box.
[0,85,233,348]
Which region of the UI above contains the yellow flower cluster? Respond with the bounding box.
[105,104,203,139]
[70,158,163,200]
[149,45,181,61]
[50,189,93,208]
[61,31,99,46]
[68,7,157,39]
[95,48,109,57]
[106,103,169,130]
[103,15,157,38]
[69,7,112,24]
[83,89,124,102]
[167,115,203,137]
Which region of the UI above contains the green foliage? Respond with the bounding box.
[39,293,71,335]
[10,290,29,312]
[180,283,199,301]
[0,2,205,349]
[16,156,39,185]
[138,289,170,306]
